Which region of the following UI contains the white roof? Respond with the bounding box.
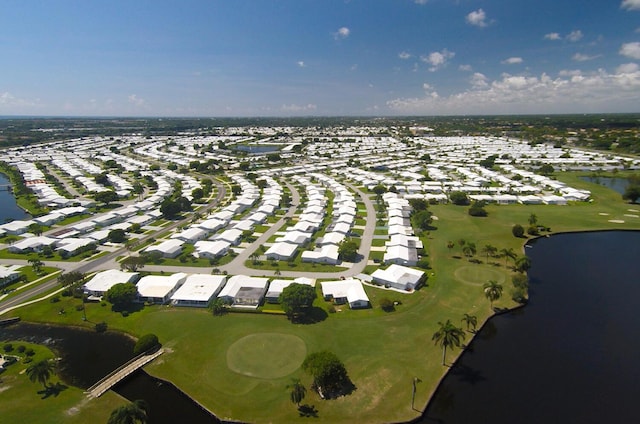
[170,274,227,302]
[84,269,139,293]
[218,275,269,298]
[321,279,369,304]
[371,264,424,286]
[137,272,187,298]
[266,278,316,297]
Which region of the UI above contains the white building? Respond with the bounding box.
[136,272,187,304]
[217,275,269,308]
[83,269,140,297]
[371,264,425,291]
[170,274,227,307]
[321,279,370,309]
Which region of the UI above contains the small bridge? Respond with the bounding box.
[86,348,164,398]
[0,184,12,192]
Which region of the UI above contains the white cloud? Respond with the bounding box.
[567,30,584,42]
[421,49,455,72]
[398,51,412,60]
[127,94,145,106]
[621,0,640,11]
[281,103,317,113]
[620,41,640,59]
[386,67,640,115]
[0,92,41,109]
[297,61,306,68]
[502,57,523,65]
[466,9,488,28]
[334,27,350,40]
[572,53,599,62]
[544,32,562,41]
[459,64,473,72]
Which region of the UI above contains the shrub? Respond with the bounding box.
[134,333,160,355]
[95,322,108,333]
[23,357,33,364]
[416,259,430,269]
[25,348,35,357]
[17,345,26,353]
[121,310,129,317]
[50,296,60,303]
[3,343,13,352]
[512,224,525,238]
[75,304,85,311]
[527,225,539,236]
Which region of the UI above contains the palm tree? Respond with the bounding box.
[447,241,455,255]
[461,313,478,333]
[287,378,306,407]
[432,319,466,366]
[26,359,55,389]
[107,400,149,424]
[528,213,538,226]
[462,242,476,258]
[500,247,517,267]
[483,280,503,310]
[481,244,497,263]
[515,255,532,273]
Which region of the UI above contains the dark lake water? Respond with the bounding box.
[0,172,30,222]
[580,176,630,195]
[233,144,281,153]
[422,230,640,424]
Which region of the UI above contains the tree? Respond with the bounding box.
[338,240,358,262]
[483,280,503,309]
[372,184,387,197]
[449,191,470,206]
[108,228,127,243]
[279,283,317,321]
[28,222,43,236]
[432,319,466,366]
[468,200,488,217]
[104,283,138,309]
[287,378,306,407]
[512,224,525,238]
[408,198,429,211]
[133,334,160,355]
[58,271,85,289]
[515,255,532,273]
[191,187,203,202]
[461,313,478,333]
[302,351,353,398]
[447,241,455,255]
[538,163,555,176]
[411,209,433,231]
[94,190,118,206]
[622,185,640,203]
[528,213,538,226]
[462,242,476,258]
[26,359,55,388]
[28,257,44,274]
[107,400,149,424]
[481,244,497,263]
[208,298,227,316]
[120,255,146,272]
[500,247,517,267]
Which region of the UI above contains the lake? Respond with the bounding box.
[580,176,630,195]
[0,172,29,222]
[422,230,640,423]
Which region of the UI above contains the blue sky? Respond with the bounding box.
[1,0,640,117]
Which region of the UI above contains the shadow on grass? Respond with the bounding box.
[292,307,328,324]
[38,382,68,399]
[298,404,318,418]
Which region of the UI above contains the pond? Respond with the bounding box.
[233,144,281,154]
[421,231,640,423]
[0,172,30,223]
[580,176,630,196]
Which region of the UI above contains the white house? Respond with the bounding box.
[265,242,298,261]
[264,277,315,303]
[170,274,227,307]
[8,236,57,253]
[217,275,269,308]
[83,269,140,297]
[136,272,187,304]
[371,264,425,291]
[144,239,184,258]
[321,279,370,309]
[0,264,22,288]
[193,240,231,259]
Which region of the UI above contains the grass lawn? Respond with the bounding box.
[3,172,640,423]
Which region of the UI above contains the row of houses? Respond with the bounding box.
[382,193,422,267]
[83,268,383,310]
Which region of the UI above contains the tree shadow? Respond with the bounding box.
[449,364,486,386]
[38,382,68,399]
[298,404,319,418]
[293,307,328,324]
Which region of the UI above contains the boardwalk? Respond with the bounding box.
[86,348,164,398]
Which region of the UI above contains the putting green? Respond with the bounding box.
[454,265,507,286]
[226,333,307,379]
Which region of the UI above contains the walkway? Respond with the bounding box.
[86,348,165,399]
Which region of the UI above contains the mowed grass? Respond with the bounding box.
[3,172,640,423]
